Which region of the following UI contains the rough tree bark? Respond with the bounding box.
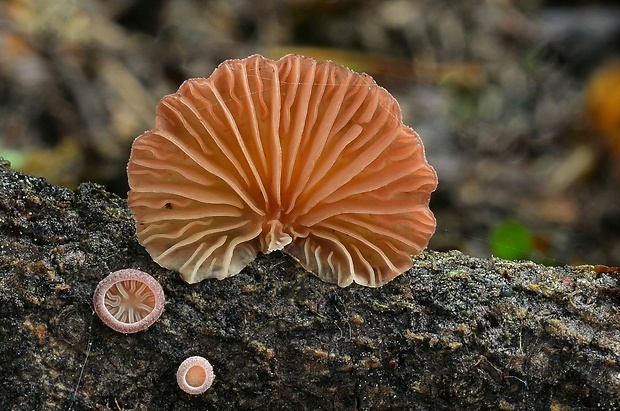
[0,163,618,410]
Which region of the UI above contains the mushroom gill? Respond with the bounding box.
[127,54,437,287]
[93,269,165,333]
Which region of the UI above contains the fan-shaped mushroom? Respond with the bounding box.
[128,54,437,287]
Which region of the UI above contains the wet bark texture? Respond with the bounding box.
[1,163,619,411]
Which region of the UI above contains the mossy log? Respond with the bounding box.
[1,164,618,410]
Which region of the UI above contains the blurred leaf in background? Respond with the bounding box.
[490,219,533,261]
[585,61,620,159]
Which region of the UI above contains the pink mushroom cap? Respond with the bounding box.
[93,269,165,333]
[176,356,215,395]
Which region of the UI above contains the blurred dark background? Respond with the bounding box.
[1,0,619,266]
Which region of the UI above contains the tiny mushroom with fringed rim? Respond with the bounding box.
[93,269,165,333]
[177,356,215,395]
[127,54,437,287]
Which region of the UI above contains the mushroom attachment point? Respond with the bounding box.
[93,269,165,333]
[128,54,438,287]
[177,356,215,395]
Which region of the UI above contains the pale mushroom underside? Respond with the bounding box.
[128,54,437,287]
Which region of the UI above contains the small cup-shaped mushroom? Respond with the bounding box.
[128,54,438,287]
[93,269,165,333]
[177,356,215,395]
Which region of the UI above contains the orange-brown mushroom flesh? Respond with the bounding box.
[128,54,437,287]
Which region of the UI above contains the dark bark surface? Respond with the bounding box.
[1,163,619,411]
